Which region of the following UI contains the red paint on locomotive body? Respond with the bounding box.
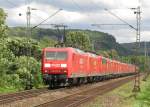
[41,47,136,80]
[42,48,71,76]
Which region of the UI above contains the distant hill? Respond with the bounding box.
[7,27,133,56]
[121,42,150,55]
[83,30,133,55]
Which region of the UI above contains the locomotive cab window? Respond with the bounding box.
[45,51,68,60]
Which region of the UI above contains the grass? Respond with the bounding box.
[0,86,19,94]
[135,78,150,107]
[0,84,45,94]
[80,76,150,107]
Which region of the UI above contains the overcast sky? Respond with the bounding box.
[0,0,150,43]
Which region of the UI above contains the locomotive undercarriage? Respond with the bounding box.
[43,72,136,89]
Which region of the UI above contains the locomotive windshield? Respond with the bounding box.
[45,51,67,60]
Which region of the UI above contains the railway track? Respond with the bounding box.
[0,74,141,107]
[0,87,49,105]
[35,75,136,107]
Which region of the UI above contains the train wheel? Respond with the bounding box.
[49,80,55,89]
[67,78,73,87]
[87,77,90,83]
[77,78,81,85]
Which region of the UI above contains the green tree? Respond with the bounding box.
[0,8,17,89]
[14,56,42,89]
[39,36,56,48]
[120,55,149,72]
[7,37,41,60]
[109,49,118,59]
[0,8,43,91]
[65,31,92,51]
[98,49,119,59]
[0,8,7,38]
[98,50,110,58]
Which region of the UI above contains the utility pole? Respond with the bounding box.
[26,6,37,37]
[131,6,141,92]
[143,41,149,81]
[26,6,31,37]
[26,4,37,89]
[92,6,142,92]
[20,2,62,90]
[26,5,32,90]
[144,41,147,66]
[51,24,68,47]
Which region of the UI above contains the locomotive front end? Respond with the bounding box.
[42,48,69,87]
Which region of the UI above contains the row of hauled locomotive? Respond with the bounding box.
[41,47,137,88]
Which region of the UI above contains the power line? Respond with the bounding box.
[91,24,131,30]
[104,8,137,31]
[32,9,63,29]
[5,0,19,7]
[26,0,31,5]
[91,8,137,31]
[71,0,83,11]
[32,13,45,20]
[92,24,127,26]
[89,0,107,10]
[70,0,97,25]
[4,0,62,29]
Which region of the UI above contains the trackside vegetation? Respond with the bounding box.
[0,8,43,91]
[0,8,93,92]
[0,7,149,104]
[80,76,150,107]
[136,77,150,107]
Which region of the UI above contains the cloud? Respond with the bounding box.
[141,31,150,42]
[1,0,150,43]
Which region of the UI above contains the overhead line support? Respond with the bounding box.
[132,6,141,92]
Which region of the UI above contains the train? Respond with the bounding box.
[41,47,137,88]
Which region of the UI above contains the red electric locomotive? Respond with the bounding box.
[42,47,136,88]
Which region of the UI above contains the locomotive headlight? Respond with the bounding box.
[61,64,67,68]
[44,63,51,68]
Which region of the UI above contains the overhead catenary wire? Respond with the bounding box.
[92,24,128,26]
[104,8,137,31]
[5,1,47,27]
[4,0,63,29]
[71,0,83,11]
[32,9,63,29]
[26,0,31,5]
[91,23,132,31]
[70,0,97,25]
[5,0,19,7]
[31,13,45,21]
[89,1,142,32]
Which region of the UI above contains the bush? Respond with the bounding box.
[14,56,43,89]
[136,80,150,106]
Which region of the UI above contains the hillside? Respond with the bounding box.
[121,42,150,55]
[83,30,133,55]
[7,27,133,56]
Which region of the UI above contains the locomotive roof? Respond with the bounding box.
[44,47,72,50]
[73,48,86,54]
[43,47,135,66]
[44,47,97,55]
